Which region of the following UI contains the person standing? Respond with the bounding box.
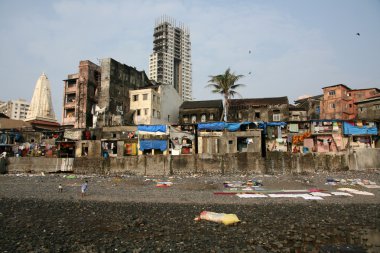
[0,152,9,174]
[81,181,88,197]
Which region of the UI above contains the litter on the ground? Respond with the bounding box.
[156,181,173,187]
[195,211,240,225]
[330,192,353,196]
[337,188,374,196]
[310,192,332,197]
[236,194,268,198]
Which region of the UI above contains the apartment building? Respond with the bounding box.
[149,16,192,101]
[130,83,181,125]
[320,84,380,120]
[0,99,30,120]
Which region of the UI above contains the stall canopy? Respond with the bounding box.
[197,122,256,132]
[137,125,167,133]
[343,122,378,135]
[139,140,167,151]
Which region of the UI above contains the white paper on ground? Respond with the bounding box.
[310,192,332,197]
[362,185,380,189]
[337,188,374,196]
[331,192,353,196]
[236,194,268,198]
[301,195,324,200]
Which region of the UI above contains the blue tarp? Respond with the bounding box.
[138,125,167,133]
[139,140,167,151]
[265,122,287,127]
[343,122,378,135]
[197,122,225,131]
[198,122,256,131]
[225,122,253,132]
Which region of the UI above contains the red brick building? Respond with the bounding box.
[320,84,380,120]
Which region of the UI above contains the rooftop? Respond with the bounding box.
[180,100,223,109]
[229,96,289,106]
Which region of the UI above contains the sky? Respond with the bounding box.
[0,0,379,122]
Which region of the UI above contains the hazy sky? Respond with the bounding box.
[1,0,379,122]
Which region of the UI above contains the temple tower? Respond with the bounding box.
[25,73,58,126]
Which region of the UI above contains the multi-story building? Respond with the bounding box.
[130,83,181,125]
[62,60,101,129]
[62,58,152,129]
[320,84,380,120]
[179,100,223,124]
[293,95,323,120]
[355,94,380,121]
[0,99,30,120]
[149,16,192,102]
[228,96,289,122]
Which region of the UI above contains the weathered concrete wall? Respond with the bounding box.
[348,148,380,170]
[6,149,380,175]
[8,157,74,173]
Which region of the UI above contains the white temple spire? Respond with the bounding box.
[25,73,57,123]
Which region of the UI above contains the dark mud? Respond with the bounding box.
[0,198,379,253]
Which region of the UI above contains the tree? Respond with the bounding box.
[206,68,245,121]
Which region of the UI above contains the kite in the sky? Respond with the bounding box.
[356,33,360,36]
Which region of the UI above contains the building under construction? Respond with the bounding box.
[149,16,192,102]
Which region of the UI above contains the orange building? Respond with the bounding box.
[320,84,380,120]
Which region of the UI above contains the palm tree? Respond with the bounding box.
[206,68,245,121]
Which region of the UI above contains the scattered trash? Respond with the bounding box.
[223,179,263,188]
[310,192,332,197]
[66,175,76,179]
[325,178,378,187]
[195,211,240,225]
[236,194,267,198]
[337,188,374,196]
[330,192,353,196]
[156,181,173,187]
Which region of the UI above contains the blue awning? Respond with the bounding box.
[198,122,257,131]
[139,140,167,151]
[138,125,167,133]
[343,122,378,135]
[197,122,225,131]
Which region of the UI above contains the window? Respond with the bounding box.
[349,104,352,108]
[152,109,155,117]
[238,112,242,119]
[328,90,336,96]
[201,114,206,122]
[143,94,148,100]
[209,113,214,120]
[157,111,161,119]
[153,94,156,102]
[329,103,336,109]
[273,114,281,121]
[144,108,148,115]
[191,115,197,123]
[137,109,141,116]
[183,115,189,123]
[255,112,260,119]
[133,95,139,101]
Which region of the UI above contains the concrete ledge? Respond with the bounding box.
[5,150,380,175]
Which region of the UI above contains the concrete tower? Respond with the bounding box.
[26,73,58,123]
[149,16,192,101]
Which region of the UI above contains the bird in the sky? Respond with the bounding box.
[249,50,251,54]
[356,33,360,36]
[248,72,252,75]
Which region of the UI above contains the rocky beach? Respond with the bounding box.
[0,170,380,253]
